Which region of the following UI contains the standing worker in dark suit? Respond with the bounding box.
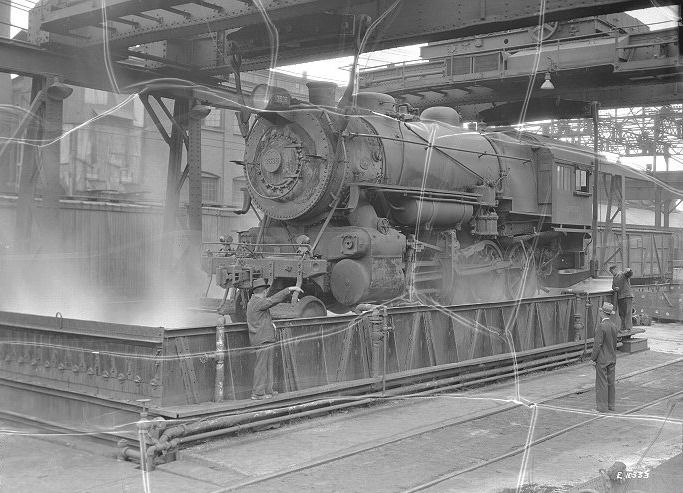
[610,265,634,333]
[592,302,618,413]
[246,279,302,400]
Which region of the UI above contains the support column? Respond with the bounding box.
[599,174,618,272]
[655,186,662,228]
[14,77,46,253]
[186,102,208,263]
[41,78,71,247]
[590,101,600,277]
[664,199,671,228]
[163,98,189,239]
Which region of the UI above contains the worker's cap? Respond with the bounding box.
[601,302,616,315]
[252,278,270,290]
[608,265,618,271]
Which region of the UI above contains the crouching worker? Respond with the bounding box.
[246,278,302,400]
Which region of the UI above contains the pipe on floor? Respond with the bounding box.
[175,349,586,445]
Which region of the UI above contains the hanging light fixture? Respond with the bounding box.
[46,82,73,101]
[540,72,555,90]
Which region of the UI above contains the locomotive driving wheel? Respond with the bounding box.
[469,241,507,302]
[505,243,538,299]
[536,247,555,280]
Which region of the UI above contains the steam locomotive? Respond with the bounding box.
[202,83,595,319]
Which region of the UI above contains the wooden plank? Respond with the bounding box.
[536,301,555,346]
[488,307,505,355]
[174,337,200,404]
[445,314,458,363]
[335,320,356,382]
[532,303,545,349]
[423,312,437,366]
[278,328,297,391]
[359,320,371,378]
[404,312,422,370]
[469,309,489,359]
[458,312,474,362]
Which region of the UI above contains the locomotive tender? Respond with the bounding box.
[203,83,595,318]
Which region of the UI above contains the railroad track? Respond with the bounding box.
[0,337,596,456]
[201,356,683,493]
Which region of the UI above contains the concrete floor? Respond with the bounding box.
[1,322,682,492]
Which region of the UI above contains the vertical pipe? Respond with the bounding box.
[382,307,388,395]
[136,399,153,477]
[215,316,226,402]
[370,310,381,379]
[591,101,600,277]
[620,174,627,268]
[583,294,590,360]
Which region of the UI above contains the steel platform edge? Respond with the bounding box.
[0,290,620,463]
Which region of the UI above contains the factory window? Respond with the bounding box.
[84,88,109,105]
[556,165,572,191]
[202,173,220,204]
[203,108,222,128]
[472,53,500,73]
[448,56,472,76]
[575,169,590,194]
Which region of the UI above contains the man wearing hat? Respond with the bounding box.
[591,302,619,412]
[246,279,302,400]
[609,265,634,333]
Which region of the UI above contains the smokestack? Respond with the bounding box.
[306,81,338,107]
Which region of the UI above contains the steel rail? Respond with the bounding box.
[404,387,683,492]
[203,357,683,493]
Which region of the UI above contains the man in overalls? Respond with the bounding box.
[246,279,302,400]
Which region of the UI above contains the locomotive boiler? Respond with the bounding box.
[203,83,595,319]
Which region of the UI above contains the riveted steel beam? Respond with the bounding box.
[30,0,677,72]
[36,0,191,34]
[0,37,243,112]
[0,37,177,91]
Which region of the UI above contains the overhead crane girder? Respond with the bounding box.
[27,0,679,75]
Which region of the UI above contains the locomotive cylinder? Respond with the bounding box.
[328,227,405,306]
